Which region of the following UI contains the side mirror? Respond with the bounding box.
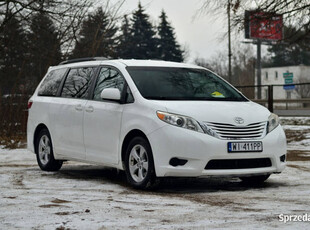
[100,88,121,101]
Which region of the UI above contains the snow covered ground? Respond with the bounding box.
[1,117,310,229]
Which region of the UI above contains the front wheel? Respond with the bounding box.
[239,174,270,184]
[35,129,63,171]
[124,137,158,189]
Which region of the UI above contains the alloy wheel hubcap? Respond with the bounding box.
[38,135,51,165]
[129,144,149,183]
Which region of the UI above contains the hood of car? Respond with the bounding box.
[150,100,270,125]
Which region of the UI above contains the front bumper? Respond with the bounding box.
[147,125,286,177]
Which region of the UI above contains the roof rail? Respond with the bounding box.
[58,57,109,65]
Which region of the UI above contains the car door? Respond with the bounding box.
[83,66,127,164]
[51,67,96,160]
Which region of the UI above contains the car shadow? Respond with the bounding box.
[155,177,286,194]
[34,164,287,194]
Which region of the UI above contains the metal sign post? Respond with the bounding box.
[244,10,283,101]
[283,72,294,110]
[257,39,261,99]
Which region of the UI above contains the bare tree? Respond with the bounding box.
[232,43,255,84]
[194,43,255,97]
[0,0,95,56]
[195,51,229,80]
[0,1,93,28]
[0,0,127,56]
[199,0,310,42]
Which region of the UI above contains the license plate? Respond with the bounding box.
[228,142,263,153]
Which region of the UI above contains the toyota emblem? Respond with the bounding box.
[234,117,244,124]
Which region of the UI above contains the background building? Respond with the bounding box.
[257,65,310,108]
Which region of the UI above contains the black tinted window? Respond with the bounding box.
[93,67,125,101]
[127,67,247,101]
[61,67,95,98]
[125,86,134,103]
[38,68,67,96]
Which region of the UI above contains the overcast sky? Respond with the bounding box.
[115,0,229,63]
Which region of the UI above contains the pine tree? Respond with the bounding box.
[117,15,133,58]
[265,26,310,67]
[158,10,183,62]
[267,43,310,67]
[0,14,27,94]
[27,12,62,90]
[129,3,157,59]
[71,8,118,59]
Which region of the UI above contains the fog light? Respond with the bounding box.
[280,154,286,162]
[169,157,188,167]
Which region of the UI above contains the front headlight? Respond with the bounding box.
[156,111,204,133]
[268,113,279,133]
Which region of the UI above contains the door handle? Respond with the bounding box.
[85,106,94,113]
[75,104,83,111]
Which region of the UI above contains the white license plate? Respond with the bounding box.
[228,142,263,153]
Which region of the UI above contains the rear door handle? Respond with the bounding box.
[75,104,83,111]
[85,106,94,113]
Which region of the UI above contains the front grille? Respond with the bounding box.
[204,121,267,139]
[205,158,272,170]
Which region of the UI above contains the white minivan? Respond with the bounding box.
[27,58,286,189]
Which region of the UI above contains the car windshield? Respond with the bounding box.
[126,67,247,101]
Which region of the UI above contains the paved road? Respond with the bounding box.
[275,109,310,116]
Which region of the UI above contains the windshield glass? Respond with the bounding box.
[126,67,247,101]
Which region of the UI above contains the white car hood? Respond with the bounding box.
[151,100,270,125]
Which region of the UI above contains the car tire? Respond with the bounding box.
[35,128,63,171]
[124,136,158,189]
[239,174,270,184]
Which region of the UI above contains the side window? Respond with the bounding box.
[61,67,95,98]
[38,68,67,96]
[125,86,134,103]
[93,67,125,101]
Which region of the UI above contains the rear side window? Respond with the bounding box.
[61,67,95,99]
[38,68,67,96]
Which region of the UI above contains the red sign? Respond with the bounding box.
[245,11,283,41]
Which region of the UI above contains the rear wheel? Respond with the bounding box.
[124,137,158,189]
[35,129,63,171]
[239,174,270,184]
